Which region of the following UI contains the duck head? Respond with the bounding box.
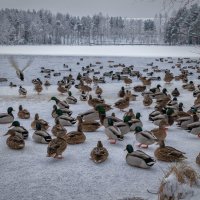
[50,96,58,102]
[36,123,42,130]
[9,121,20,128]
[68,91,72,96]
[56,109,63,116]
[7,107,14,114]
[135,126,142,133]
[97,141,103,148]
[136,112,141,119]
[19,105,23,111]
[125,144,134,153]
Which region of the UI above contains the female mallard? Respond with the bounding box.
[88,95,104,107]
[51,119,67,137]
[171,88,180,97]
[125,144,155,169]
[66,91,77,104]
[114,97,129,111]
[32,123,52,144]
[18,105,30,119]
[90,141,109,163]
[134,126,157,148]
[31,113,50,130]
[187,121,200,137]
[196,153,200,166]
[143,94,153,107]
[34,83,43,94]
[47,132,68,159]
[194,94,200,105]
[50,97,69,109]
[95,85,103,96]
[164,71,173,83]
[9,121,29,139]
[129,112,143,131]
[79,91,88,101]
[0,107,14,124]
[51,105,72,118]
[124,90,137,101]
[154,140,186,162]
[18,86,27,97]
[66,123,86,144]
[77,116,100,132]
[57,84,68,94]
[55,109,76,126]
[78,109,99,121]
[118,86,125,98]
[4,129,25,150]
[124,77,132,86]
[133,85,146,92]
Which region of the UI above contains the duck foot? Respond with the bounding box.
[138,143,148,148]
[54,155,63,159]
[109,139,116,144]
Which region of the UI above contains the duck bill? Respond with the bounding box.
[8,125,13,128]
[4,132,9,136]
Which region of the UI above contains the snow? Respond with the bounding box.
[0,49,200,200]
[0,45,200,58]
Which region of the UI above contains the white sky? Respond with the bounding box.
[0,0,189,18]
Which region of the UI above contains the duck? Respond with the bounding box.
[66,122,86,144]
[133,85,146,92]
[129,112,143,131]
[78,109,99,121]
[31,113,50,130]
[66,91,77,104]
[164,71,173,83]
[95,85,103,96]
[55,109,76,126]
[149,84,161,93]
[77,116,101,132]
[18,86,27,96]
[47,132,68,159]
[79,91,88,101]
[51,119,67,137]
[34,83,43,94]
[57,84,68,94]
[124,77,132,86]
[125,144,155,168]
[124,90,137,101]
[0,107,14,124]
[88,95,104,107]
[134,126,157,148]
[9,121,29,139]
[123,109,135,122]
[4,129,25,149]
[114,97,129,111]
[187,121,200,137]
[194,94,200,105]
[32,123,52,144]
[154,140,186,162]
[90,141,109,163]
[196,153,200,166]
[50,97,69,109]
[18,105,30,119]
[44,80,51,87]
[118,86,125,98]
[51,105,72,118]
[171,88,180,97]
[9,82,17,87]
[143,94,153,107]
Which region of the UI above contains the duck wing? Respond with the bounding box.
[22,59,33,72]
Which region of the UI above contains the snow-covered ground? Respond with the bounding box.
[0,47,200,200]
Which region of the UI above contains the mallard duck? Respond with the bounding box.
[34,83,43,94]
[77,116,100,132]
[0,107,14,124]
[194,94,200,105]
[51,119,67,137]
[133,85,146,92]
[154,140,186,162]
[44,80,51,87]
[57,84,68,94]
[124,90,137,101]
[95,85,103,96]
[129,112,143,131]
[196,153,200,166]
[18,105,30,119]
[4,129,25,149]
[9,82,17,87]
[143,94,153,107]
[151,119,169,141]
[18,86,27,96]
[123,109,135,121]
[171,88,180,97]
[55,109,76,126]
[125,144,155,168]
[50,97,69,109]
[124,77,132,86]
[78,109,99,121]
[154,88,168,99]
[187,121,200,137]
[31,113,50,130]
[114,97,129,111]
[118,86,125,98]
[164,72,173,83]
[66,123,86,144]
[9,121,29,139]
[47,132,68,159]
[32,123,52,144]
[88,95,104,107]
[134,126,157,148]
[51,105,72,118]
[79,91,88,101]
[66,91,77,104]
[90,141,109,163]
[149,84,161,93]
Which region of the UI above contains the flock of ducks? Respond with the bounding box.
[1,56,200,169]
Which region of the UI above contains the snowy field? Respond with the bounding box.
[0,46,200,200]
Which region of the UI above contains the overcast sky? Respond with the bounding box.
[0,0,194,18]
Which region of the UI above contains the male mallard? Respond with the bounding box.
[66,91,77,104]
[4,129,25,149]
[32,123,52,144]
[77,116,100,132]
[50,97,69,109]
[194,94,200,105]
[154,140,186,162]
[51,105,72,118]
[114,97,129,111]
[187,121,200,137]
[9,121,29,139]
[134,126,157,148]
[149,84,161,93]
[51,119,67,137]
[90,141,109,163]
[47,132,68,159]
[31,113,50,130]
[125,144,155,168]
[66,123,86,144]
[129,112,143,131]
[78,109,99,121]
[18,86,27,96]
[0,107,14,124]
[18,105,30,119]
[55,109,76,126]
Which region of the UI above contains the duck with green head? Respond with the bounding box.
[55,109,76,126]
[125,144,155,168]
[66,91,77,104]
[50,96,69,109]
[51,105,72,118]
[0,107,14,124]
